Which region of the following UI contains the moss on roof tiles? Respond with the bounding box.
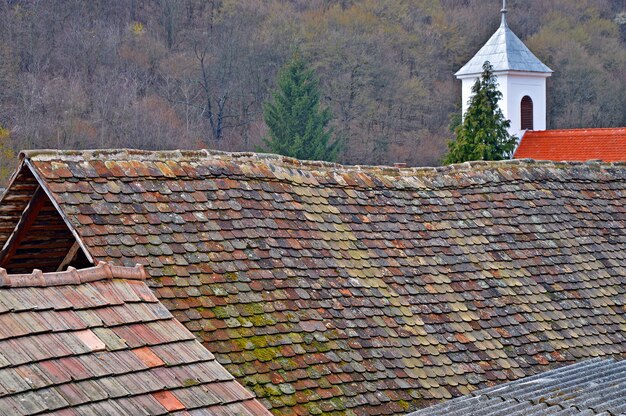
[0,149,625,415]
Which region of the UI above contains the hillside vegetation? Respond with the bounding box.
[0,0,624,171]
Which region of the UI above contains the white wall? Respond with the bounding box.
[460,77,479,119]
[504,73,548,138]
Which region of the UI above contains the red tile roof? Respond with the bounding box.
[0,261,270,415]
[1,150,626,415]
[514,128,626,161]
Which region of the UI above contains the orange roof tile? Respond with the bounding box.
[132,346,166,368]
[152,391,186,412]
[514,128,626,162]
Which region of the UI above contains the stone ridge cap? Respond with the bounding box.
[0,261,147,288]
[18,149,626,176]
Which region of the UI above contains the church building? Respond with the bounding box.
[456,1,626,162]
[455,1,552,139]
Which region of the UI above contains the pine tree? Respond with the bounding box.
[262,54,341,162]
[444,61,517,165]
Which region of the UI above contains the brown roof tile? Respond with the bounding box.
[0,149,625,414]
[0,262,270,415]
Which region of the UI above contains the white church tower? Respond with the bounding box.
[455,0,552,139]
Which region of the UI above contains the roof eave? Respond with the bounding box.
[456,68,553,79]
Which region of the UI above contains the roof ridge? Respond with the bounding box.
[526,127,626,134]
[20,148,344,169]
[18,149,626,174]
[501,22,512,69]
[0,261,147,288]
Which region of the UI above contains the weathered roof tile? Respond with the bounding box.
[0,263,270,415]
[0,150,625,414]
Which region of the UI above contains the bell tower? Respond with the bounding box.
[455,0,553,139]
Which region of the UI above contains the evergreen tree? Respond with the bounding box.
[444,62,517,165]
[262,54,341,162]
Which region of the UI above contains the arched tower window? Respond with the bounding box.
[521,96,534,130]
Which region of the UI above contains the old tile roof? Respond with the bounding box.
[514,128,626,162]
[407,357,626,416]
[0,261,270,415]
[1,149,626,415]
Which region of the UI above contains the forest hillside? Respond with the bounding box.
[0,0,624,175]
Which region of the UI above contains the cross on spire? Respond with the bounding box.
[501,0,508,26]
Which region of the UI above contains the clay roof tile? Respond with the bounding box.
[0,149,624,415]
[514,128,626,162]
[0,263,270,415]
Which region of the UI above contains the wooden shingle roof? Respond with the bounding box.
[0,261,270,415]
[1,149,626,415]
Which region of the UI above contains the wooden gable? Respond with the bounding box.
[0,162,91,273]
